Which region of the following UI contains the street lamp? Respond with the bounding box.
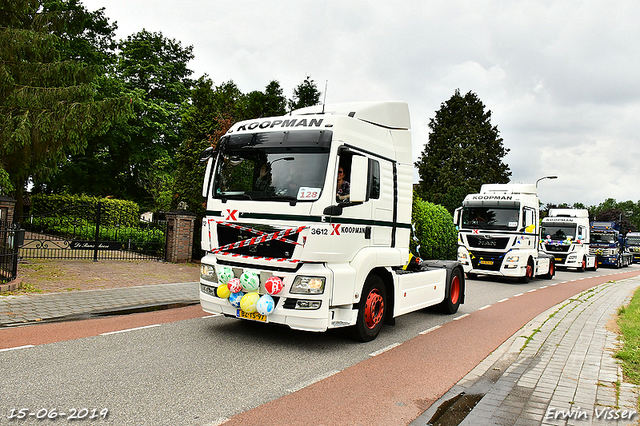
[535,175,557,187]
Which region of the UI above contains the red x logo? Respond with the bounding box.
[225,209,238,221]
[472,229,479,234]
[331,224,341,235]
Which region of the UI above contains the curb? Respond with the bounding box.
[0,277,22,293]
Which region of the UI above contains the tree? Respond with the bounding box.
[289,76,322,110]
[0,0,132,216]
[36,29,195,211]
[173,77,238,217]
[415,89,511,213]
[237,80,287,119]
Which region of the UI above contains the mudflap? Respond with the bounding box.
[537,251,555,275]
[421,259,466,305]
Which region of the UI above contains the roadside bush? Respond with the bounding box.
[411,191,458,260]
[30,194,140,228]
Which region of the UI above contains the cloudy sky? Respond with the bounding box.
[82,0,640,207]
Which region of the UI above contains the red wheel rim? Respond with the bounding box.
[549,262,554,275]
[582,259,586,270]
[526,264,533,278]
[450,276,460,304]
[364,289,384,329]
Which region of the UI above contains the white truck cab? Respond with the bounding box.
[454,184,554,282]
[198,101,465,341]
[541,209,597,271]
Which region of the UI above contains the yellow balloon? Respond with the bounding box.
[216,283,231,299]
[240,292,260,313]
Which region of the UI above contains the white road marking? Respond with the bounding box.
[100,324,161,335]
[0,345,35,352]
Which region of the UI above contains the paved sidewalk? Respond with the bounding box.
[0,282,199,326]
[412,277,640,426]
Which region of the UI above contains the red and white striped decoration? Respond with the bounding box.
[208,220,306,263]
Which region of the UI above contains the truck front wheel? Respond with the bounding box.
[350,275,387,342]
[439,268,463,314]
[518,259,534,283]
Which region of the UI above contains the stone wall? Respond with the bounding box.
[164,211,196,263]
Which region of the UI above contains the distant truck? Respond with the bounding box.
[625,231,640,264]
[589,221,632,268]
[541,209,597,271]
[454,183,555,282]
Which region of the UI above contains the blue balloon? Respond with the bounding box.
[229,291,245,308]
[256,294,275,315]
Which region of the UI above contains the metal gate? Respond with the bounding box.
[17,203,167,261]
[0,221,21,281]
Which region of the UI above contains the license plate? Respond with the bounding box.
[236,309,267,322]
[479,260,493,265]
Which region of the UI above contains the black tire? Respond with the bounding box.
[577,257,586,272]
[349,275,387,342]
[518,259,534,283]
[439,268,463,314]
[543,260,555,279]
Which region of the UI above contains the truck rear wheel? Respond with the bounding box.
[350,275,386,342]
[439,268,463,314]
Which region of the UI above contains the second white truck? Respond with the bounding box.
[540,209,597,271]
[454,184,555,282]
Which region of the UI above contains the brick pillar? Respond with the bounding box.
[0,196,16,224]
[164,211,196,263]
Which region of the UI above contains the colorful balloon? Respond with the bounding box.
[227,278,243,293]
[228,291,245,308]
[265,276,284,295]
[216,283,231,299]
[256,294,275,315]
[240,271,260,292]
[217,266,234,285]
[240,292,260,313]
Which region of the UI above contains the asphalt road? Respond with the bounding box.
[1,265,637,425]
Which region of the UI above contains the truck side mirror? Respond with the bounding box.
[349,155,368,203]
[201,158,213,197]
[323,205,343,216]
[453,207,461,225]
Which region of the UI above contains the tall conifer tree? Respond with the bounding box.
[415,89,511,213]
[0,0,132,216]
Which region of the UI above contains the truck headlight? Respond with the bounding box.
[567,255,577,262]
[505,255,519,263]
[200,264,218,282]
[290,276,325,294]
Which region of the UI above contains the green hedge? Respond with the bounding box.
[411,191,458,260]
[30,194,140,228]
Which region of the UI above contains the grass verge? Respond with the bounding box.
[615,287,640,386]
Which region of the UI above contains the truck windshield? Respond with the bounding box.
[212,130,331,202]
[541,225,577,241]
[592,233,616,244]
[627,236,640,246]
[461,207,519,230]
